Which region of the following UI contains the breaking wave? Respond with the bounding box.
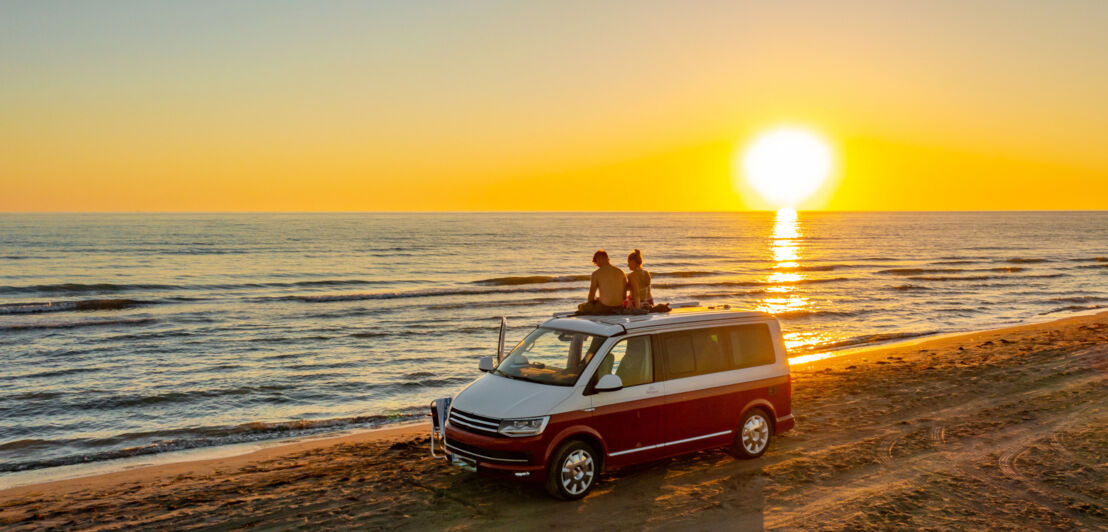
[279,286,568,303]
[773,309,868,319]
[906,274,1062,282]
[1040,304,1108,315]
[472,270,721,286]
[892,284,930,291]
[792,331,941,354]
[0,318,156,332]
[0,279,386,296]
[0,298,153,315]
[473,274,590,286]
[1048,295,1108,304]
[773,265,840,272]
[878,267,1025,276]
[654,277,849,290]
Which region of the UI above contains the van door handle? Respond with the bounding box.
[646,387,660,394]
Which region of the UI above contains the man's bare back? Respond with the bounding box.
[589,263,627,307]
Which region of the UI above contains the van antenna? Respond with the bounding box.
[497,317,507,362]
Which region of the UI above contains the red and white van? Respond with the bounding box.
[430,307,794,500]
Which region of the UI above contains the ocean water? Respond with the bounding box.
[1,212,1105,473]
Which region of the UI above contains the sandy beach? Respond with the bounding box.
[2,311,1105,530]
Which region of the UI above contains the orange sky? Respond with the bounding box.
[2,1,1106,212]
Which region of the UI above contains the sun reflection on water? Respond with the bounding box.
[757,208,809,314]
[757,209,837,361]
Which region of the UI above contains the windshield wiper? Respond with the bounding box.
[493,368,547,385]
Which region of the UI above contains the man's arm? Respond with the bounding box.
[588,273,598,302]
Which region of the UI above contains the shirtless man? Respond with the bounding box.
[587,250,627,311]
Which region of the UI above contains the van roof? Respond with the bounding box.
[540,307,773,337]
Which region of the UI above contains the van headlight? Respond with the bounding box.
[498,416,549,437]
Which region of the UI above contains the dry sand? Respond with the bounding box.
[2,312,1106,530]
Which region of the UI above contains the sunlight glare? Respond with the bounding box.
[740,128,833,208]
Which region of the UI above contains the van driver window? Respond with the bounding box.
[729,324,776,368]
[596,336,653,387]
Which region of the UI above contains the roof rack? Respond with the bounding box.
[667,301,700,309]
[551,301,701,318]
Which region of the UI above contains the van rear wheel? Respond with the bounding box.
[734,408,772,458]
[545,440,597,500]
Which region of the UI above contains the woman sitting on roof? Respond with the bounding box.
[624,249,653,310]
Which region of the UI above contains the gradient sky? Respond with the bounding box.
[2,0,1106,211]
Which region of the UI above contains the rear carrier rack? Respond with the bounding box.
[429,397,451,457]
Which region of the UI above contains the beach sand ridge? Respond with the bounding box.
[1,312,1106,530]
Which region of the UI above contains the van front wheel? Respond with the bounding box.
[734,409,772,458]
[545,440,597,500]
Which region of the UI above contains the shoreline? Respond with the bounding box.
[2,307,1103,492]
[788,304,1107,365]
[0,422,430,492]
[0,422,430,497]
[2,310,1105,529]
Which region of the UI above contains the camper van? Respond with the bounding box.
[429,307,793,500]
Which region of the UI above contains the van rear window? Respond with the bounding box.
[728,324,776,368]
[658,323,777,380]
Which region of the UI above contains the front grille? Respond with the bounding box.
[445,437,531,464]
[448,408,502,437]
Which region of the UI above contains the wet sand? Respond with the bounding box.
[2,312,1106,530]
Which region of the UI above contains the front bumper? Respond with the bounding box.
[443,423,548,479]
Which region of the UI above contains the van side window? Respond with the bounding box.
[661,329,728,378]
[692,330,728,375]
[596,336,653,387]
[662,335,696,377]
[728,324,776,368]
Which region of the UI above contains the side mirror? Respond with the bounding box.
[595,374,623,392]
[478,356,495,373]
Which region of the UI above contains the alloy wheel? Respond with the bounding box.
[742,413,770,455]
[560,449,595,496]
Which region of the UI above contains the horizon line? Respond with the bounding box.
[0,209,1105,215]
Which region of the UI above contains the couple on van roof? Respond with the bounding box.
[582,249,654,314]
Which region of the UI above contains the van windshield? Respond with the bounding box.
[496,328,606,387]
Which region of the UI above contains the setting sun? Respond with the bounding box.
[739,128,834,209]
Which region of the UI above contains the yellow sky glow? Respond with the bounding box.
[1,2,1106,212]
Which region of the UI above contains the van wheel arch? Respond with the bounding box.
[545,438,603,500]
[556,433,605,473]
[746,405,775,433]
[571,434,607,472]
[734,406,774,459]
[740,400,778,432]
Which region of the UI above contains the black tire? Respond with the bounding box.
[734,408,772,459]
[545,440,598,500]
